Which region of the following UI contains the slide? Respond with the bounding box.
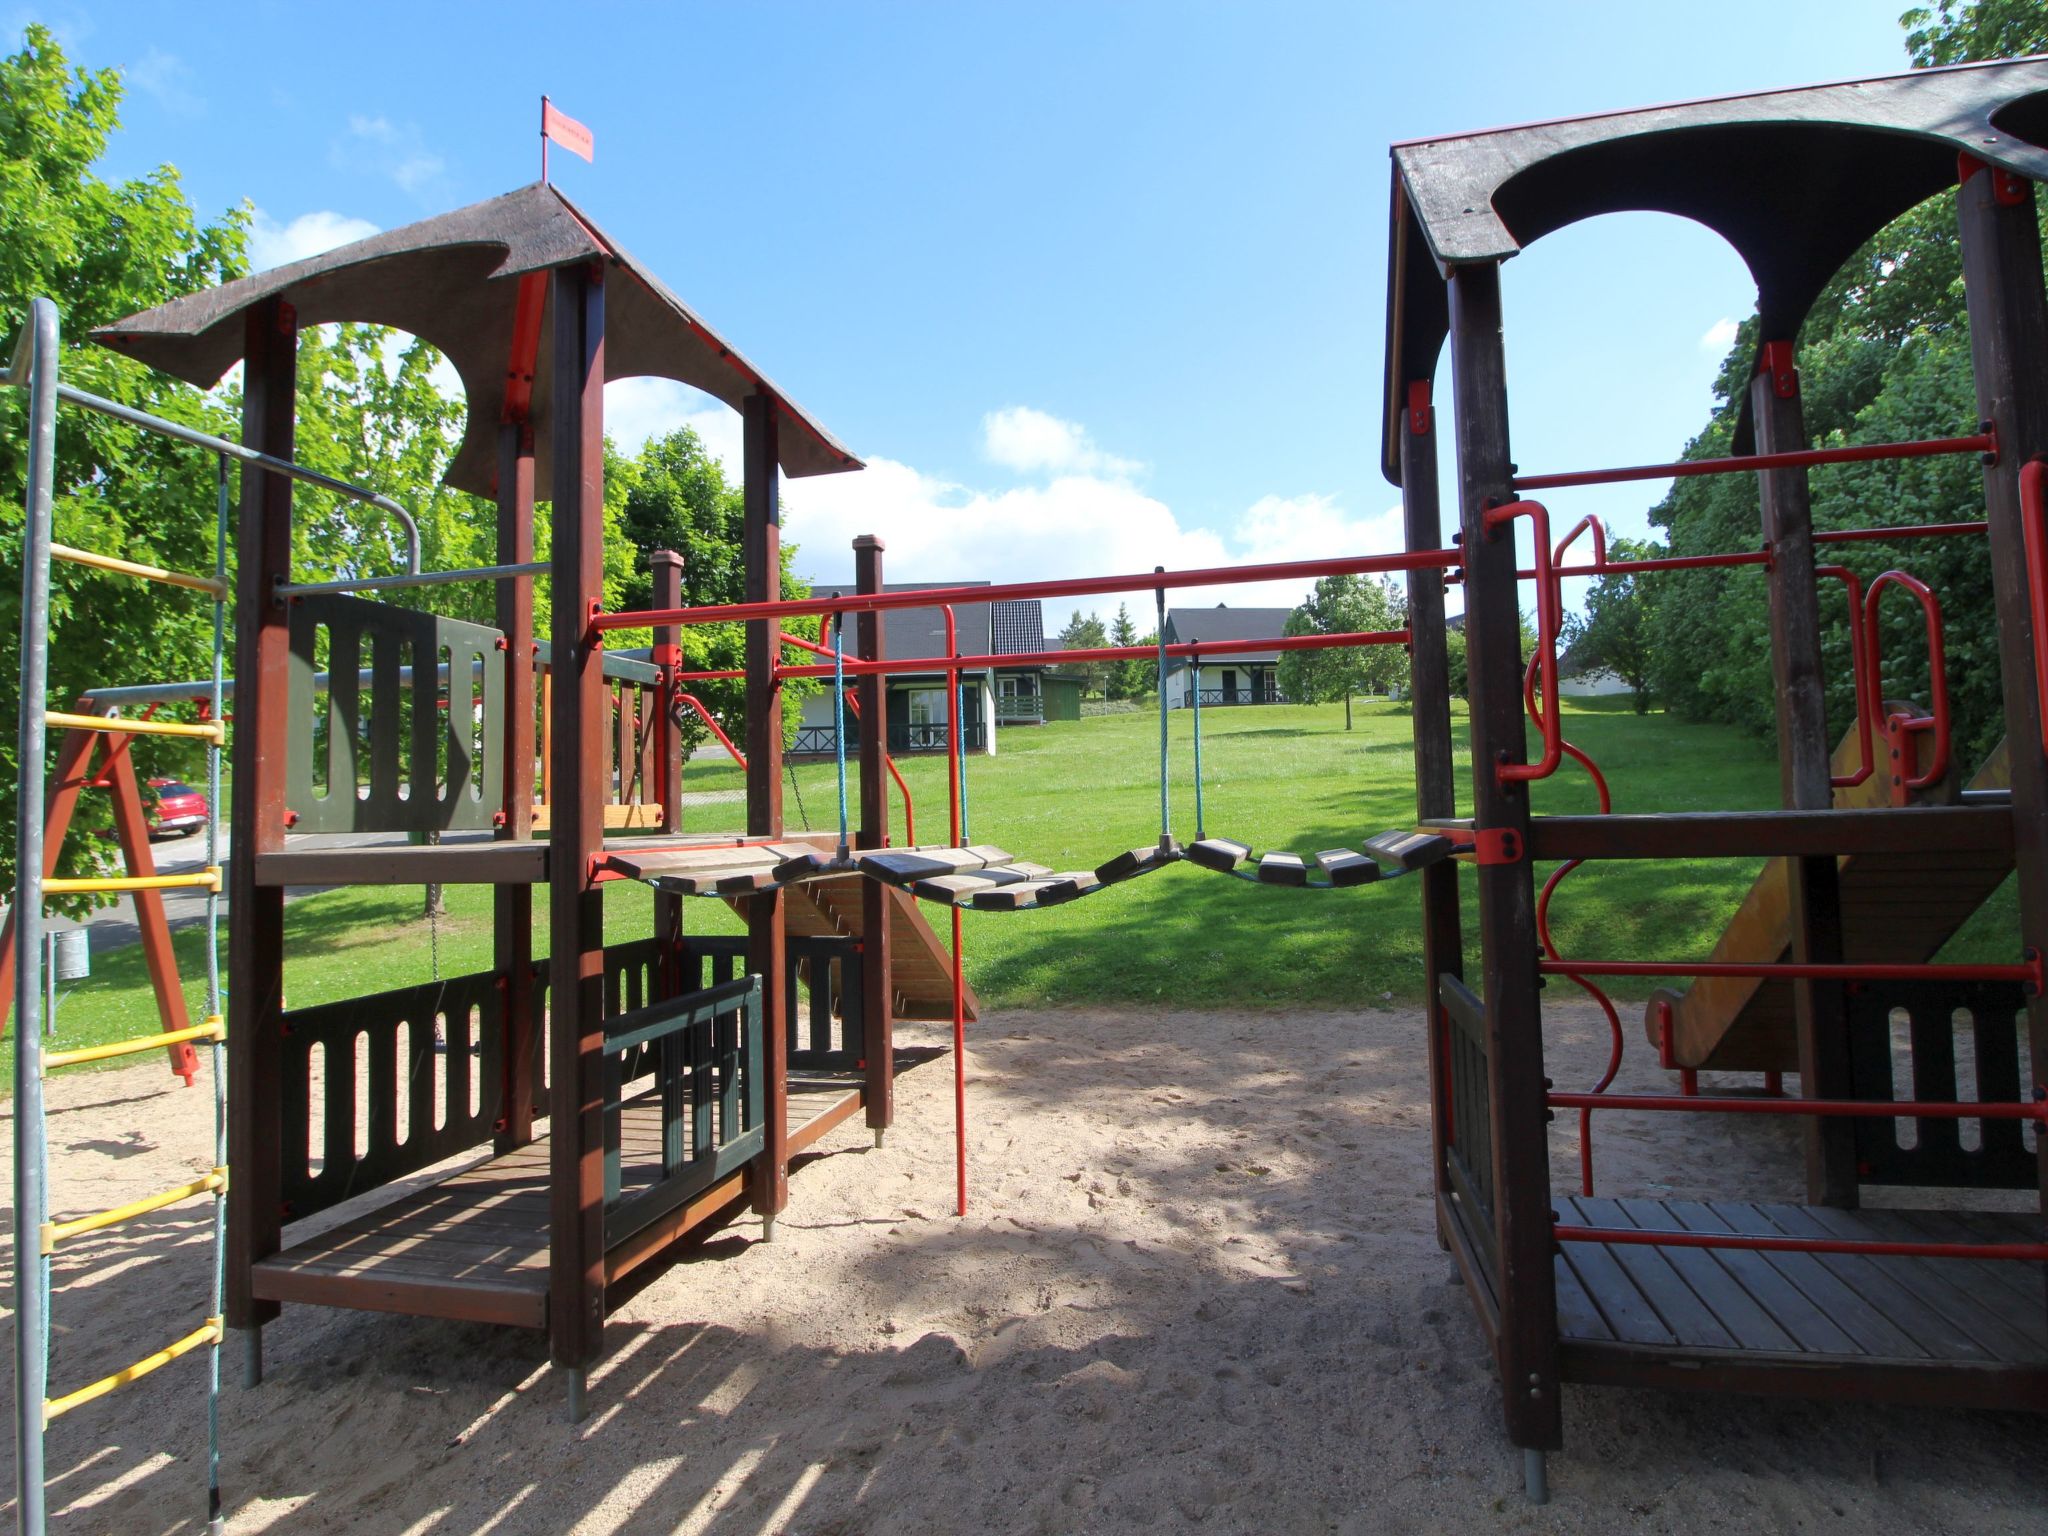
[1643,721,2010,1073]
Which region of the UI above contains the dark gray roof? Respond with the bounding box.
[1162,605,1292,663]
[1382,57,2048,484]
[810,582,1049,667]
[92,182,862,497]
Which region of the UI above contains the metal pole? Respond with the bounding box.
[274,560,548,600]
[13,294,59,1536]
[205,454,229,1534]
[1154,571,1170,850]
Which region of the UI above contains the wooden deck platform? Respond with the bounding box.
[251,1072,882,1329]
[1553,1196,2048,1408]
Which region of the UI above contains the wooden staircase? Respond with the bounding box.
[1645,719,2010,1072]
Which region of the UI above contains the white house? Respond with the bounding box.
[1160,605,1293,708]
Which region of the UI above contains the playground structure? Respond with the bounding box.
[1385,57,2048,1498]
[9,53,2048,1529]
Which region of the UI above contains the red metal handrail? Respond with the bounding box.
[1482,498,1560,783]
[1543,957,2041,986]
[1513,429,1997,493]
[2021,459,2048,763]
[840,689,915,846]
[1863,569,1950,791]
[1549,1091,2046,1121]
[770,627,1411,683]
[674,692,747,770]
[593,548,1463,634]
[1553,1223,2048,1262]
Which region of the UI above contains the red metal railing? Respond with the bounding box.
[1550,1090,2046,1121]
[1863,569,1951,791]
[1482,498,1561,784]
[1512,429,1997,493]
[2019,459,2048,762]
[591,549,1463,634]
[769,627,1411,683]
[674,692,747,768]
[1552,1223,2048,1262]
[1542,957,2041,987]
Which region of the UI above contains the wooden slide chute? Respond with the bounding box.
[1645,720,2012,1073]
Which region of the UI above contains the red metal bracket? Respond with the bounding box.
[1473,827,1522,865]
[1406,379,1431,437]
[1758,340,1798,400]
[1959,152,2029,207]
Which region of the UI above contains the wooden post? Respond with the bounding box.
[854,534,894,1141]
[1400,378,1463,1245]
[496,422,538,1153]
[1750,347,1856,1206]
[1954,157,2048,1230]
[743,393,790,1231]
[547,261,608,1406]
[651,549,686,985]
[1447,261,1561,1465]
[226,296,297,1385]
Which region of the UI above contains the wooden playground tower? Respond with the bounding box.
[1387,58,2048,1497]
[11,53,2048,1524]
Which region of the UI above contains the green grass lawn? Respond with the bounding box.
[12,695,2019,1084]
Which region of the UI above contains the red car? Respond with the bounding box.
[144,778,209,839]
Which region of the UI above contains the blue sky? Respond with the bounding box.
[27,1,1920,620]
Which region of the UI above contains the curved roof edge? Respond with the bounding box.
[1381,56,2048,485]
[93,182,863,495]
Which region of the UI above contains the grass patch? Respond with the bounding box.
[15,696,2018,1086]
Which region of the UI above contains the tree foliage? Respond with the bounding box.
[1054,609,1111,696]
[1278,575,1407,703]
[1105,603,1153,700]
[1642,0,2048,769]
[1559,536,1658,712]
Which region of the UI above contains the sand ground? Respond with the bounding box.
[4,1001,2046,1534]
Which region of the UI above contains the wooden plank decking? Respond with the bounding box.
[251,1073,876,1329]
[1555,1197,2048,1407]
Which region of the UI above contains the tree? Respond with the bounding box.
[0,27,249,901]
[609,425,817,758]
[1559,536,1659,712]
[1054,609,1111,696]
[1443,611,1537,701]
[1277,574,1407,712]
[1105,603,1148,700]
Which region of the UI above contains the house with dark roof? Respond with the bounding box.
[1161,604,1293,708]
[793,583,1065,757]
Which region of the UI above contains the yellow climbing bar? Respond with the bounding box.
[42,1317,223,1425]
[49,543,226,599]
[43,867,220,896]
[44,1016,224,1071]
[41,1168,227,1253]
[44,709,224,744]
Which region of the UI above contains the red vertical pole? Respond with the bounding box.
[651,548,685,993]
[226,296,297,1386]
[944,606,966,1216]
[547,261,607,1415]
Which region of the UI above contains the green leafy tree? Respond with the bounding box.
[609,425,816,758]
[0,26,248,900]
[1055,609,1111,696]
[1106,602,1148,700]
[1443,611,1537,701]
[1278,574,1407,706]
[1559,536,1660,712]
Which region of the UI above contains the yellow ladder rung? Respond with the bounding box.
[44,867,220,896]
[41,1168,227,1252]
[43,1317,222,1424]
[44,709,224,744]
[44,1016,224,1071]
[49,543,226,599]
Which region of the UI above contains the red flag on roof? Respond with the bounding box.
[541,97,594,176]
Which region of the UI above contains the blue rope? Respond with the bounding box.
[1190,660,1205,840]
[832,617,849,859]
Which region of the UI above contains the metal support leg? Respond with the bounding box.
[1523,1448,1549,1504]
[565,1365,586,1424]
[873,1128,886,1151]
[761,1213,778,1244]
[238,1327,262,1389]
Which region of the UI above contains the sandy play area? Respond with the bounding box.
[5,1000,2047,1533]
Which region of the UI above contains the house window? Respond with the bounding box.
[906,687,948,725]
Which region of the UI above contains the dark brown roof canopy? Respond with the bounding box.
[94,182,862,497]
[1381,57,2048,484]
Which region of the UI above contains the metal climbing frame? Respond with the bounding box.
[3,298,447,1536]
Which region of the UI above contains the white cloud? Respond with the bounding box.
[338,115,447,199]
[603,377,742,466]
[982,405,1143,479]
[247,209,380,271]
[128,46,202,115]
[1700,317,1739,354]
